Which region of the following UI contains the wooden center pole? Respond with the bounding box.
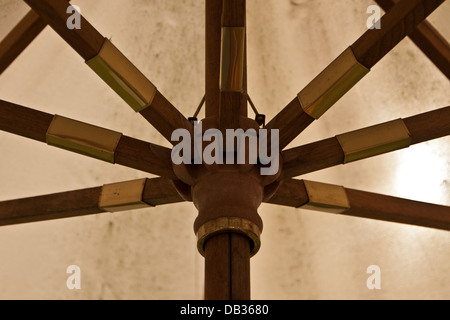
[205,0,222,117]
[204,233,251,300]
[203,0,251,300]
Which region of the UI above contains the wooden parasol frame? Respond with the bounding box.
[0,0,449,300]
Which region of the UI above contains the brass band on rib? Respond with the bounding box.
[220,27,245,92]
[196,217,261,257]
[336,119,412,163]
[86,39,157,112]
[300,180,350,214]
[99,178,153,212]
[46,115,122,163]
[298,47,369,119]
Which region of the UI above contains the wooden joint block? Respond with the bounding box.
[336,119,412,163]
[86,39,157,112]
[300,180,350,214]
[298,47,369,119]
[46,115,122,163]
[99,179,154,212]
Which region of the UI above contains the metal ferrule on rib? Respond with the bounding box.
[86,38,157,112]
[220,27,245,92]
[46,115,122,163]
[336,119,412,163]
[299,180,350,214]
[298,47,370,119]
[99,178,154,212]
[196,217,261,257]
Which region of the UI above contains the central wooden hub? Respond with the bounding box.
[172,116,282,256]
[192,166,264,231]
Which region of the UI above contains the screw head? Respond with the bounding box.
[188,117,198,124]
[255,114,266,127]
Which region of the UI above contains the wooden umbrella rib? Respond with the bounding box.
[139,91,193,144]
[113,135,176,180]
[0,99,176,179]
[219,0,247,130]
[0,9,46,75]
[403,106,450,145]
[265,0,445,150]
[23,0,192,144]
[0,187,104,226]
[264,179,309,208]
[407,20,450,80]
[23,0,103,60]
[142,177,185,206]
[265,98,315,150]
[344,188,450,231]
[280,106,450,180]
[0,1,72,74]
[0,177,185,227]
[0,100,53,142]
[205,0,222,118]
[352,0,446,69]
[374,0,450,80]
[264,179,450,231]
